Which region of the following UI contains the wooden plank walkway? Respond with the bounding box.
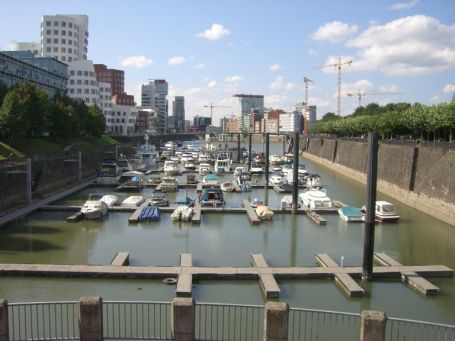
[176,253,193,297]
[306,211,328,225]
[374,252,440,295]
[241,200,261,225]
[111,252,130,266]
[316,253,365,297]
[128,200,151,223]
[250,254,280,298]
[191,206,201,224]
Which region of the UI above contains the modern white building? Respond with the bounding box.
[279,112,302,133]
[67,59,100,107]
[11,42,41,56]
[295,102,317,125]
[40,14,89,63]
[99,82,113,132]
[111,104,138,136]
[141,79,168,133]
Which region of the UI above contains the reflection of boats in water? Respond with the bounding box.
[81,193,108,219]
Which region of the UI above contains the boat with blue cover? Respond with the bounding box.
[338,206,364,222]
[138,206,161,222]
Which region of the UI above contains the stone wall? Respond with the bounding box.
[320,139,337,162]
[377,143,415,190]
[334,140,368,173]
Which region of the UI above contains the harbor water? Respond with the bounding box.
[0,140,454,324]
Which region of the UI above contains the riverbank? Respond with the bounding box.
[301,137,455,226]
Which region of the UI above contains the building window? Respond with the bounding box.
[68,48,72,53]
[77,88,81,94]
[70,70,75,76]
[83,71,88,76]
[77,70,82,76]
[70,79,74,84]
[77,80,82,85]
[54,38,58,43]
[53,47,58,52]
[62,56,66,61]
[68,56,72,62]
[62,30,66,36]
[68,40,72,45]
[62,21,66,27]
[84,89,89,94]
[69,89,74,94]
[54,30,58,35]
[84,80,88,85]
[46,21,51,26]
[85,97,89,102]
[47,38,51,43]
[69,22,72,28]
[54,21,58,26]
[91,89,96,94]
[61,47,66,52]
[69,31,72,37]
[62,39,66,44]
[122,119,125,123]
[46,30,51,35]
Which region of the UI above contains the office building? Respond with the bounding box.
[172,96,185,132]
[279,112,302,133]
[41,14,89,63]
[94,64,124,96]
[0,51,67,98]
[11,42,41,56]
[110,104,138,136]
[233,94,264,132]
[141,79,168,133]
[67,59,100,107]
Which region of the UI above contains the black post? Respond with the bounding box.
[362,132,378,280]
[292,132,299,214]
[237,133,241,163]
[265,133,270,189]
[248,133,252,171]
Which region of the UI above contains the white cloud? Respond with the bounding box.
[269,76,297,92]
[264,94,294,110]
[224,75,243,82]
[311,21,358,43]
[389,0,419,10]
[207,80,217,88]
[308,48,318,56]
[430,95,440,103]
[443,84,455,93]
[168,56,186,65]
[308,96,331,109]
[346,15,455,76]
[197,23,231,40]
[120,55,153,68]
[193,63,205,69]
[269,64,285,72]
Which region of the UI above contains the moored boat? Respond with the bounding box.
[81,194,108,219]
[220,181,234,192]
[171,205,193,221]
[158,176,179,192]
[362,201,400,222]
[199,187,225,207]
[121,196,145,208]
[256,206,274,220]
[298,189,332,210]
[338,206,364,222]
[203,173,219,186]
[117,171,144,191]
[100,194,118,208]
[149,192,170,207]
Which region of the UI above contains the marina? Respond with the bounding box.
[0,140,454,326]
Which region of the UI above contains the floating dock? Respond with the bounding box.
[111,252,130,266]
[241,200,261,225]
[191,206,201,224]
[176,253,193,297]
[250,254,280,298]
[128,200,151,223]
[374,252,440,295]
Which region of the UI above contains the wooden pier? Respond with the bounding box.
[374,252,440,295]
[241,200,261,225]
[0,252,451,299]
[191,206,201,224]
[128,200,151,223]
[111,252,130,266]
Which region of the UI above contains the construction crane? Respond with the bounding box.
[346,90,401,107]
[303,77,313,135]
[203,103,231,123]
[314,57,352,116]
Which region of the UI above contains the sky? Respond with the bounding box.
[1,0,454,123]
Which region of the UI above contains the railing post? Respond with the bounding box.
[26,158,32,204]
[263,301,289,341]
[0,299,8,341]
[78,151,82,182]
[360,310,386,341]
[172,297,195,341]
[79,296,103,341]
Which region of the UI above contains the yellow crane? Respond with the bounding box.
[303,77,313,135]
[203,103,231,123]
[314,57,353,116]
[346,90,401,107]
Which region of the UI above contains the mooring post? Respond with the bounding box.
[360,310,387,341]
[79,296,103,341]
[362,132,378,280]
[248,133,252,171]
[78,151,82,182]
[26,158,32,205]
[265,133,270,189]
[171,297,195,341]
[292,132,299,214]
[237,133,241,163]
[0,299,8,341]
[263,301,289,341]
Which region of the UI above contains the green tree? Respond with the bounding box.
[321,112,340,122]
[0,80,8,107]
[0,88,29,143]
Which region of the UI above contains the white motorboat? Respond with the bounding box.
[269,154,283,165]
[158,177,179,192]
[163,160,179,175]
[171,205,193,221]
[298,189,332,210]
[338,206,364,222]
[117,158,132,173]
[81,194,108,219]
[100,195,118,208]
[214,153,232,173]
[298,164,308,175]
[270,173,285,186]
[164,141,176,151]
[256,206,274,221]
[136,130,158,168]
[362,201,400,223]
[220,181,235,192]
[199,163,211,175]
[280,195,293,210]
[96,159,120,185]
[304,174,322,189]
[117,171,145,191]
[121,196,145,208]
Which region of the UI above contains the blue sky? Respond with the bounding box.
[1,0,454,122]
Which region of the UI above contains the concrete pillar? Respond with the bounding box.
[0,299,8,341]
[26,158,32,205]
[263,301,289,341]
[78,151,82,181]
[79,296,103,341]
[360,310,386,341]
[171,297,195,341]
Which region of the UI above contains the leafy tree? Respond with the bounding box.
[0,80,8,107]
[321,112,339,122]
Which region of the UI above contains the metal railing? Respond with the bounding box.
[8,301,79,341]
[288,307,360,341]
[103,301,172,340]
[195,302,264,341]
[386,317,455,341]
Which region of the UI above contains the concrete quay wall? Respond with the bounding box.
[302,138,455,226]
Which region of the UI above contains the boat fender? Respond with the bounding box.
[162,277,177,285]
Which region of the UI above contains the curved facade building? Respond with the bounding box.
[67,60,100,107]
[41,14,88,63]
